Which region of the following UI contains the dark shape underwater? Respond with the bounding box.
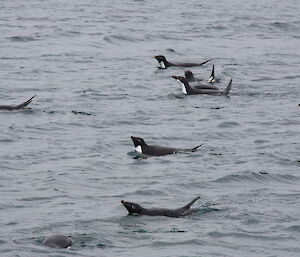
[42,234,73,249]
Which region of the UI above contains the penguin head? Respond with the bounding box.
[131,136,146,147]
[154,55,167,63]
[154,55,168,69]
[184,71,194,81]
[172,76,188,95]
[121,200,143,215]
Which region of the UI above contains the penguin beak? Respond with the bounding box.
[121,200,132,213]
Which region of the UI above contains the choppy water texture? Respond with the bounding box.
[0,0,299,256]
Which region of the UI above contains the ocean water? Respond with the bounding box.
[0,0,299,256]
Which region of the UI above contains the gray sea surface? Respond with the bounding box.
[0,0,299,256]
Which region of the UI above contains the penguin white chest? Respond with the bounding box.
[208,76,215,83]
[135,145,142,153]
[177,80,187,95]
[160,61,166,69]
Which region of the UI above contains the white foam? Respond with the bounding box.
[135,145,142,153]
[160,61,166,69]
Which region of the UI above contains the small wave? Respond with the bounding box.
[196,207,222,216]
[282,75,300,80]
[169,228,186,233]
[232,15,251,21]
[71,110,92,116]
[208,231,280,241]
[68,234,111,249]
[166,48,176,52]
[214,171,299,185]
[5,221,18,226]
[286,225,300,232]
[103,34,140,44]
[254,139,270,144]
[65,30,82,35]
[172,93,185,99]
[13,236,41,246]
[0,203,25,210]
[8,36,36,42]
[269,21,291,29]
[0,138,14,143]
[242,218,260,225]
[208,25,227,30]
[0,56,27,60]
[217,121,240,128]
[210,107,223,109]
[19,196,53,202]
[251,77,278,82]
[122,189,167,197]
[151,239,204,247]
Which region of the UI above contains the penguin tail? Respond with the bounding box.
[200,59,212,66]
[183,196,201,210]
[225,79,232,95]
[191,144,203,152]
[208,65,215,82]
[16,95,36,109]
